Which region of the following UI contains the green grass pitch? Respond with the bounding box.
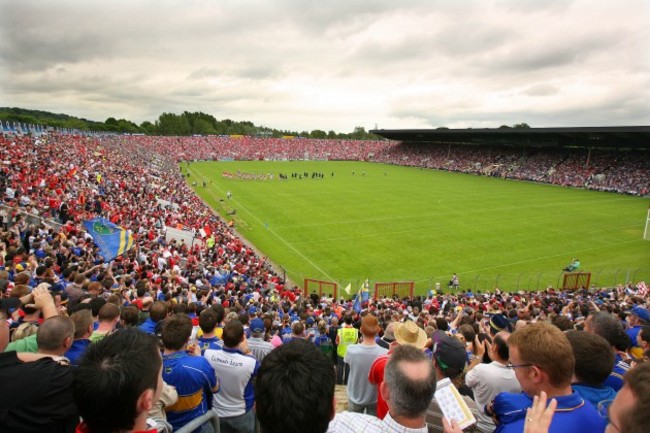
[186,160,650,294]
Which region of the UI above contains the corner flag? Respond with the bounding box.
[83,217,134,262]
[342,283,352,295]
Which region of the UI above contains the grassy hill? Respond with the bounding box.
[187,160,650,295]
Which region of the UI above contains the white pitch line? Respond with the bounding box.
[188,168,338,283]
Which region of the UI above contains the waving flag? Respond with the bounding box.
[361,279,370,303]
[83,217,134,262]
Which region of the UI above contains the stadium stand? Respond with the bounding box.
[0,130,649,432]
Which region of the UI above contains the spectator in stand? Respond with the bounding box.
[584,312,631,391]
[161,313,219,432]
[90,303,120,342]
[329,344,437,433]
[376,321,396,350]
[565,330,616,409]
[426,335,479,433]
[488,322,605,433]
[369,320,427,420]
[120,305,141,327]
[327,315,340,366]
[204,319,259,433]
[139,301,168,336]
[65,307,94,365]
[73,327,166,433]
[0,315,78,433]
[625,306,650,359]
[197,308,222,354]
[636,325,650,360]
[335,313,358,385]
[255,339,335,433]
[247,317,273,363]
[604,362,650,433]
[344,314,388,415]
[465,332,521,433]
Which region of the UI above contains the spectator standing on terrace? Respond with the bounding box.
[162,313,219,433]
[139,300,168,336]
[625,306,650,359]
[565,330,616,409]
[247,317,273,363]
[73,327,165,433]
[636,325,650,360]
[344,314,387,415]
[329,344,437,433]
[464,332,521,433]
[335,313,358,385]
[89,302,120,342]
[426,335,479,433]
[197,308,222,355]
[488,322,605,433]
[604,362,650,433]
[0,315,78,433]
[255,339,335,433]
[584,312,631,391]
[369,319,428,420]
[204,319,259,433]
[65,307,94,365]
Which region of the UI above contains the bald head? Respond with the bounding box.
[37,316,75,353]
[383,344,436,419]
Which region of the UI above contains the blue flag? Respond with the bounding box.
[361,279,370,302]
[83,217,134,262]
[353,289,362,313]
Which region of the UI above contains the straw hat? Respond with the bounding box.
[393,320,427,349]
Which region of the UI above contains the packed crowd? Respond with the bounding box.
[0,131,649,433]
[375,143,650,196]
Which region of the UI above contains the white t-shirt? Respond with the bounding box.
[465,361,522,433]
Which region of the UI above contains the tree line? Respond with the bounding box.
[0,107,383,140]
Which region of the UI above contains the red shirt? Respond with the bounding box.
[368,352,392,420]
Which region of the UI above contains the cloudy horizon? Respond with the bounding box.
[1,0,648,133]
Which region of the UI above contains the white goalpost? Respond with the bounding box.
[645,205,650,241]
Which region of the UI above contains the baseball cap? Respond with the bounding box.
[393,321,427,349]
[250,318,265,334]
[434,336,467,378]
[305,317,315,326]
[631,306,650,322]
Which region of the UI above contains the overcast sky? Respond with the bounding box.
[1,0,648,133]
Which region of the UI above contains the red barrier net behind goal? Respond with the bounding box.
[303,279,338,299]
[562,273,591,291]
[374,281,415,300]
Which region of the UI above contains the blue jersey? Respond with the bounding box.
[197,336,223,355]
[163,352,218,431]
[493,391,605,433]
[65,339,91,365]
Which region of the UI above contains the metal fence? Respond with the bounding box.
[292,268,650,298]
[417,268,650,293]
[0,203,64,231]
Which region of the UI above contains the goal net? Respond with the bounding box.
[562,273,591,291]
[374,281,415,300]
[303,278,337,299]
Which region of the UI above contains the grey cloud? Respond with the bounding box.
[522,83,559,96]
